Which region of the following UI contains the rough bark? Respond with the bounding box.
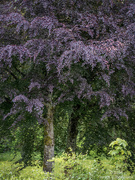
[43,104,54,172]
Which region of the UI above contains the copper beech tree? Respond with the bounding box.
[0,0,134,172]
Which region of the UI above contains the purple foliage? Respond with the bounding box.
[13,95,29,103]
[30,16,58,37]
[0,0,134,124]
[101,108,129,121]
[13,95,44,114]
[29,82,41,92]
[0,45,31,66]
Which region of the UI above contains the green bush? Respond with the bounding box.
[52,151,92,180]
[0,139,135,180]
[0,161,52,180]
[108,138,133,172]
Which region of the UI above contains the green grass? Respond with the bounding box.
[0,152,135,180]
[0,151,21,162]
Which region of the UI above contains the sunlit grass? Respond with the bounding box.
[0,151,21,162]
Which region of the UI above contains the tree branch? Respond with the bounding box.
[5,68,18,80]
[14,66,25,77]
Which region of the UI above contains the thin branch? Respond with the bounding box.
[5,68,18,80]
[14,66,25,77]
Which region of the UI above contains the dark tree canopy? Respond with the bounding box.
[0,0,134,121]
[0,0,135,121]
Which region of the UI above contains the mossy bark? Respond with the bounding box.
[43,104,54,172]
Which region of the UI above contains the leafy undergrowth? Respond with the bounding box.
[0,161,50,180]
[0,156,134,180]
[52,151,135,180]
[0,139,135,180]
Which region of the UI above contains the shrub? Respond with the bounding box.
[107,138,135,178]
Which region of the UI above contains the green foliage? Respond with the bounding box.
[0,146,135,180]
[0,151,21,162]
[52,151,92,180]
[0,161,52,180]
[76,102,111,155]
[108,138,134,174]
[52,148,135,180]
[10,113,44,166]
[109,138,129,154]
[0,161,20,180]
[54,102,72,154]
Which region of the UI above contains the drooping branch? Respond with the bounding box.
[13,66,25,77]
[5,68,18,80]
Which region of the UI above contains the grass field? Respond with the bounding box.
[0,152,135,180]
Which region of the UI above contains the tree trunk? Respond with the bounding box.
[43,104,54,172]
[67,116,79,152]
[67,104,80,152]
